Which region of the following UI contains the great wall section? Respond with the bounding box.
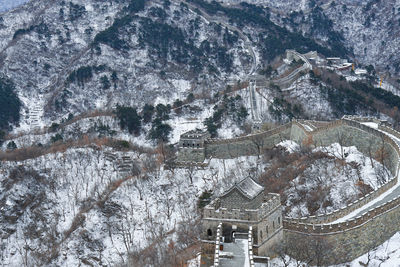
[175,116,400,266]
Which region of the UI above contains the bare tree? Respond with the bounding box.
[186,164,196,184]
[283,235,332,266]
[251,134,265,158]
[309,236,332,267]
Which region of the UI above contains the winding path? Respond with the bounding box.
[333,124,400,223]
[179,0,257,78]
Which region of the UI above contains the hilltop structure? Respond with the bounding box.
[177,129,210,163]
[201,177,282,265]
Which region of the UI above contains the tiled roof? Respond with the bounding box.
[236,177,264,199]
[221,177,264,200]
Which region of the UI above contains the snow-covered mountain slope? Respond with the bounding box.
[0,0,397,131]
[252,0,400,76]
[0,145,264,266]
[1,0,400,265]
[0,0,253,123]
[0,0,357,129]
[326,0,400,74]
[0,0,29,12]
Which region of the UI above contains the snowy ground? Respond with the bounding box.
[278,141,389,217]
[0,0,29,12]
[4,88,258,151]
[269,232,400,267]
[336,232,400,267]
[0,141,264,266]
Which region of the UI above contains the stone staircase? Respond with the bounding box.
[104,152,118,162]
[117,155,134,176]
[103,151,134,177]
[29,101,43,131]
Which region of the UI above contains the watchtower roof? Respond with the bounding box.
[221,177,264,200]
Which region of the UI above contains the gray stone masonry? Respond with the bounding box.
[177,129,210,163]
[196,117,400,266]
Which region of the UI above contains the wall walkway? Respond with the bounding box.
[197,116,400,265]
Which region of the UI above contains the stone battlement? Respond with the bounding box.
[287,176,397,224]
[203,194,280,223]
[196,116,400,265]
[284,193,400,233]
[205,123,292,145]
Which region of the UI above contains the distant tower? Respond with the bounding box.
[176,129,210,163]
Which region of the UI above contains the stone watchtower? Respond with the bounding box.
[201,177,283,258]
[176,129,210,163]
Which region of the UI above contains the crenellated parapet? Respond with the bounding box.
[284,193,400,234]
[287,177,397,225]
[205,123,292,145]
[197,116,400,265]
[203,193,281,223]
[283,193,400,265]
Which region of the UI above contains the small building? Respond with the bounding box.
[326,57,343,65]
[355,69,368,75]
[304,51,318,60]
[201,177,283,260]
[337,62,353,71]
[176,129,210,163]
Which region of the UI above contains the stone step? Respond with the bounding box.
[118,164,132,168]
[104,152,117,159]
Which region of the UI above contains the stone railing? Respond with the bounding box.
[291,120,313,135]
[379,124,400,140]
[308,119,344,136]
[283,193,400,234]
[248,226,255,267]
[214,223,222,266]
[305,120,331,129]
[343,115,381,124]
[297,120,317,131]
[205,122,292,145]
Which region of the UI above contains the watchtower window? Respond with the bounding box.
[207,229,212,236]
[278,217,281,225]
[197,144,200,147]
[273,221,275,229]
[266,225,268,235]
[260,230,263,239]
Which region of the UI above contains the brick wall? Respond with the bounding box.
[199,117,400,265]
[284,196,400,265]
